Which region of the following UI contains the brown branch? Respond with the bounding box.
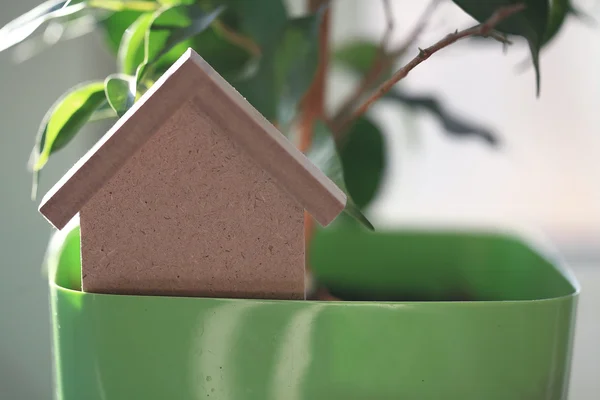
[331,0,440,135]
[380,0,394,51]
[300,0,331,264]
[299,0,330,152]
[389,0,441,60]
[336,3,525,133]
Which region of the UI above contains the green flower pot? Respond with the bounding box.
[47,220,579,400]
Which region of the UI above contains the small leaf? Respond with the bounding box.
[334,40,379,76]
[307,122,375,230]
[385,90,499,147]
[0,0,85,53]
[88,0,160,12]
[104,74,136,117]
[452,0,549,95]
[339,118,386,209]
[118,12,154,74]
[30,81,106,172]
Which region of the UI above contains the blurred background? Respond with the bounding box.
[0,0,599,399]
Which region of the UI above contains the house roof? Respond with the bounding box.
[39,49,347,230]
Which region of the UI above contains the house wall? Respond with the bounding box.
[80,100,305,299]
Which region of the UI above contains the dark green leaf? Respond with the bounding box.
[334,40,379,76]
[275,14,321,129]
[30,81,106,172]
[137,4,224,81]
[0,0,85,53]
[236,11,322,124]
[219,0,287,50]
[118,12,154,74]
[104,74,136,117]
[186,26,252,78]
[339,117,386,209]
[543,0,591,47]
[385,90,499,147]
[452,0,549,95]
[307,121,375,230]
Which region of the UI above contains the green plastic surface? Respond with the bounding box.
[48,221,579,400]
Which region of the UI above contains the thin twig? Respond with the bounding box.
[331,0,440,134]
[389,0,442,59]
[380,0,394,51]
[300,0,331,267]
[213,20,261,57]
[336,3,525,133]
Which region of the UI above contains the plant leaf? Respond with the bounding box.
[543,0,592,47]
[118,12,154,74]
[0,0,86,53]
[236,11,322,125]
[98,9,145,53]
[334,40,380,76]
[307,122,375,230]
[220,0,287,50]
[339,117,386,209]
[385,90,499,147]
[137,4,224,81]
[274,13,321,129]
[88,0,160,12]
[30,81,106,172]
[104,74,136,117]
[452,0,549,95]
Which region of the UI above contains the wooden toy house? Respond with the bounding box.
[38,49,346,300]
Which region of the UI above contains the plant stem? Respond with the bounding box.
[300,0,330,277]
[331,0,440,136]
[299,0,331,152]
[335,3,525,134]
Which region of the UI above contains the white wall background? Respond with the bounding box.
[329,0,600,253]
[0,1,113,398]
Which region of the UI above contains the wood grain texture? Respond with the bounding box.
[81,101,305,299]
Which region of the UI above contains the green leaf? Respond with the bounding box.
[88,0,160,12]
[339,118,386,209]
[334,40,379,76]
[0,0,86,53]
[452,0,549,95]
[220,0,287,50]
[307,121,375,230]
[104,74,136,117]
[187,27,253,78]
[120,11,251,79]
[99,10,145,53]
[236,11,322,125]
[543,0,591,47]
[157,0,194,4]
[137,4,224,81]
[118,12,154,74]
[30,81,106,172]
[274,14,321,129]
[385,90,499,147]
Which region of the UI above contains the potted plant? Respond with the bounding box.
[1,1,582,399]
